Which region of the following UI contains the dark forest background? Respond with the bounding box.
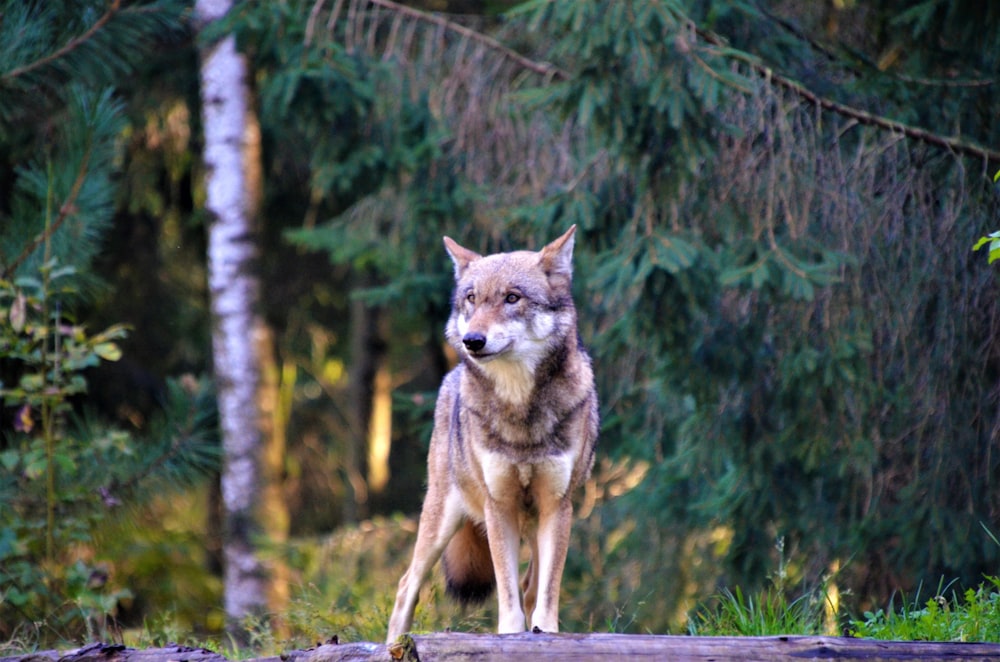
[2,0,1000,647]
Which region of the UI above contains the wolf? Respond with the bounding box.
[386,225,599,642]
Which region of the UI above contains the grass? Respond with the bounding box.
[685,533,1000,643]
[686,576,1000,643]
[688,585,826,637]
[850,577,1000,643]
[5,523,1000,655]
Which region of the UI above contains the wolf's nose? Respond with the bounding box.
[463,333,487,352]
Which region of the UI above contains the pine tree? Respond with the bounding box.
[0,1,219,644]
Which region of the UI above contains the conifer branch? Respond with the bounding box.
[344,2,998,166]
[755,0,994,90]
[110,386,206,499]
[3,0,122,84]
[361,0,568,80]
[763,69,1000,165]
[2,144,92,279]
[694,26,1000,166]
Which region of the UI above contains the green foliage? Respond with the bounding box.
[972,170,1000,265]
[514,0,746,178]
[1,86,125,288]
[688,586,825,636]
[224,0,464,311]
[687,537,828,636]
[213,1,385,199]
[245,0,1000,632]
[0,265,219,643]
[972,231,1000,265]
[0,0,220,646]
[0,0,188,130]
[852,578,1000,643]
[852,527,1000,642]
[210,519,493,653]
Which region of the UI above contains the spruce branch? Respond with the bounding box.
[761,68,1000,165]
[340,0,568,80]
[693,25,1000,166]
[755,0,994,90]
[341,1,999,166]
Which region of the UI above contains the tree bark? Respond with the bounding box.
[344,273,387,523]
[195,0,269,640]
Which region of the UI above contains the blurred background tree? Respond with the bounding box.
[2,0,999,647]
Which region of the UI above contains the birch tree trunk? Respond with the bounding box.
[194,0,269,639]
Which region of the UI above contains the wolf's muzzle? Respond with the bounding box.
[463,332,487,352]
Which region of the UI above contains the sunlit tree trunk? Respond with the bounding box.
[344,267,395,521]
[195,0,277,640]
[257,323,292,639]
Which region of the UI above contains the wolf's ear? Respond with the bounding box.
[539,225,576,279]
[443,236,481,277]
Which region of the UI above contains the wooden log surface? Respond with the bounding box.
[6,633,1000,662]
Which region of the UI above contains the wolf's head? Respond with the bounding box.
[442,226,578,403]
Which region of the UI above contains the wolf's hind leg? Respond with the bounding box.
[521,532,540,620]
[386,489,464,642]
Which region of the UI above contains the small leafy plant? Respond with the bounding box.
[1,262,220,646]
[971,170,1000,264]
[852,577,1000,643]
[1,260,132,641]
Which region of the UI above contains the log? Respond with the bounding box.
[0,643,277,662]
[7,634,1000,662]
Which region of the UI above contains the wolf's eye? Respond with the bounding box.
[505,293,520,304]
[466,292,475,304]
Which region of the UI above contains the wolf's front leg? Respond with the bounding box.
[483,496,525,633]
[529,497,573,633]
[386,488,464,642]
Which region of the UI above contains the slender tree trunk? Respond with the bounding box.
[344,285,380,523]
[195,0,269,640]
[257,324,291,639]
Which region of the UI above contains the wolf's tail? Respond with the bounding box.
[441,519,495,605]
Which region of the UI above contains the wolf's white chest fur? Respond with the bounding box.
[480,358,536,406]
[478,447,576,503]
